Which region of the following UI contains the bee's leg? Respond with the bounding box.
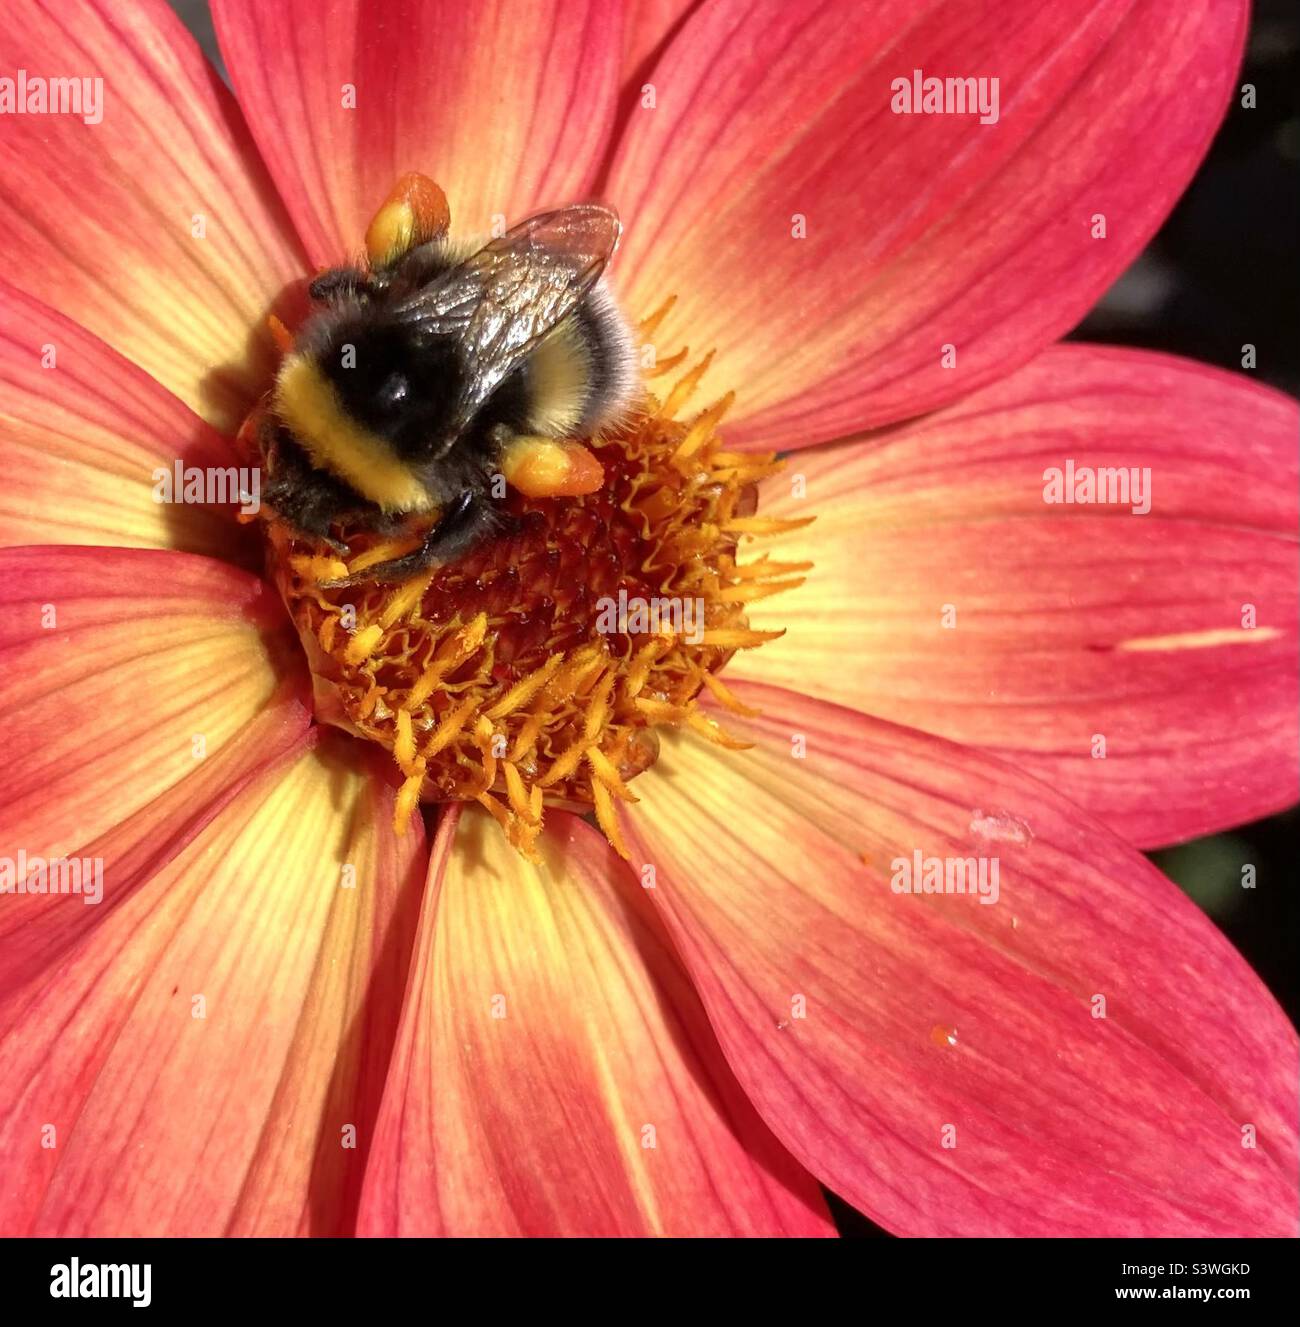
[308,266,376,303]
[320,492,488,587]
[261,430,376,553]
[261,481,352,554]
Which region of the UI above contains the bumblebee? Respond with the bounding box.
[262,174,637,585]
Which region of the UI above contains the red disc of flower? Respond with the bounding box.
[0,0,1295,1238]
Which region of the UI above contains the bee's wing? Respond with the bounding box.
[394,205,621,425]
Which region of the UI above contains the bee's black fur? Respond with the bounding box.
[260,426,374,549]
[264,223,632,584]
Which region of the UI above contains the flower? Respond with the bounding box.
[0,0,1295,1237]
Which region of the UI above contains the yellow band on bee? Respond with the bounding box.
[273,353,436,514]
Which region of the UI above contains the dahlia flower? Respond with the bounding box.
[0,0,1295,1238]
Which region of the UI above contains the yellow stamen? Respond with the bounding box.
[343,623,384,665]
[728,557,814,580]
[637,294,677,339]
[393,708,416,769]
[586,746,638,802]
[473,716,499,790]
[644,346,691,379]
[394,768,424,834]
[503,760,537,823]
[698,627,785,648]
[697,669,762,717]
[592,779,630,860]
[673,391,736,466]
[622,640,666,699]
[722,515,816,535]
[635,697,689,723]
[423,694,479,758]
[538,737,596,789]
[509,712,546,761]
[660,349,714,418]
[484,653,564,720]
[687,710,752,750]
[715,576,806,604]
[379,572,435,628]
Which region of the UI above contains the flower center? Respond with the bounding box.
[245,184,810,857]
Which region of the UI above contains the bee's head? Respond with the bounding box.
[272,310,469,514]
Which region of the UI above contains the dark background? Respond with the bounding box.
[167,0,1298,1238]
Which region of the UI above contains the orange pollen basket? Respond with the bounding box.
[245,185,812,859]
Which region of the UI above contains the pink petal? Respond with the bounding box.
[0,736,427,1236]
[732,346,1299,847]
[608,0,1247,448]
[357,805,834,1236]
[0,685,307,998]
[622,0,698,86]
[0,281,254,558]
[0,0,307,432]
[622,686,1298,1235]
[213,0,624,267]
[0,546,309,868]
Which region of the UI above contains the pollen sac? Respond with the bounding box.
[365,172,451,267]
[259,346,802,859]
[500,436,604,499]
